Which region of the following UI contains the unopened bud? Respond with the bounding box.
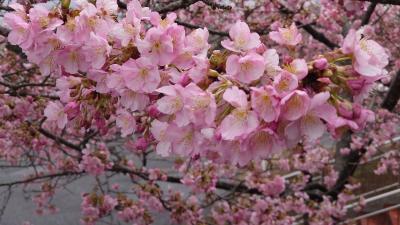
[207,69,219,78]
[322,69,333,77]
[313,58,328,70]
[61,0,71,9]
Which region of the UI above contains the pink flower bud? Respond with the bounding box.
[134,137,148,151]
[337,102,353,119]
[147,104,160,118]
[64,102,80,120]
[313,58,328,70]
[179,73,191,86]
[255,43,267,54]
[282,55,293,64]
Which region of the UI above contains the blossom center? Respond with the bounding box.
[282,30,293,41]
[39,17,50,28]
[139,68,149,78]
[288,95,301,109]
[233,108,248,121]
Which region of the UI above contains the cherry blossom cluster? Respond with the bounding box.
[4,0,390,168]
[1,1,398,224]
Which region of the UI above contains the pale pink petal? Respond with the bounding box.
[280,91,310,121]
[300,114,326,141]
[310,92,330,110]
[157,96,183,115]
[223,86,248,108]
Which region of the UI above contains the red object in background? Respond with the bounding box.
[360,208,400,225]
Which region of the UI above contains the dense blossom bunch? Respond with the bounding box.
[0,0,398,225]
[4,0,389,167]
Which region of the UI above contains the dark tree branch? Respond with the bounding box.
[0,26,25,57]
[176,20,229,36]
[0,81,55,90]
[326,0,391,200]
[381,70,400,111]
[117,0,127,9]
[111,164,263,195]
[328,142,366,199]
[361,2,378,26]
[358,0,400,5]
[0,5,12,11]
[37,127,82,152]
[296,22,339,49]
[117,0,231,13]
[156,0,198,13]
[327,69,400,199]
[276,2,339,49]
[1,91,60,100]
[0,172,83,187]
[200,0,232,10]
[156,0,231,13]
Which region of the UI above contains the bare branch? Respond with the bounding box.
[361,2,378,26]
[327,69,400,199]
[275,2,339,49]
[381,70,400,111]
[156,0,232,13]
[0,172,83,188]
[358,0,400,5]
[112,164,263,195]
[176,20,270,37]
[36,127,82,152]
[1,91,60,100]
[0,26,25,57]
[176,20,229,36]
[0,5,12,11]
[296,22,339,50]
[117,0,231,13]
[200,0,232,10]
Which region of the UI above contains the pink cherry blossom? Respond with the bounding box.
[285,92,338,142]
[150,12,177,29]
[280,90,311,121]
[126,0,151,22]
[226,53,265,84]
[263,49,282,77]
[28,4,63,32]
[123,57,161,93]
[82,32,111,69]
[185,28,210,57]
[221,21,261,52]
[136,27,175,66]
[273,71,299,97]
[4,12,31,47]
[243,128,283,160]
[77,4,110,40]
[183,83,216,126]
[342,29,389,77]
[96,0,118,15]
[56,45,89,74]
[156,84,190,127]
[164,123,205,156]
[269,23,302,46]
[120,90,150,111]
[286,58,308,80]
[218,86,259,140]
[150,119,171,156]
[44,101,68,129]
[110,19,141,47]
[188,56,209,83]
[116,109,137,137]
[87,69,110,93]
[250,86,280,122]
